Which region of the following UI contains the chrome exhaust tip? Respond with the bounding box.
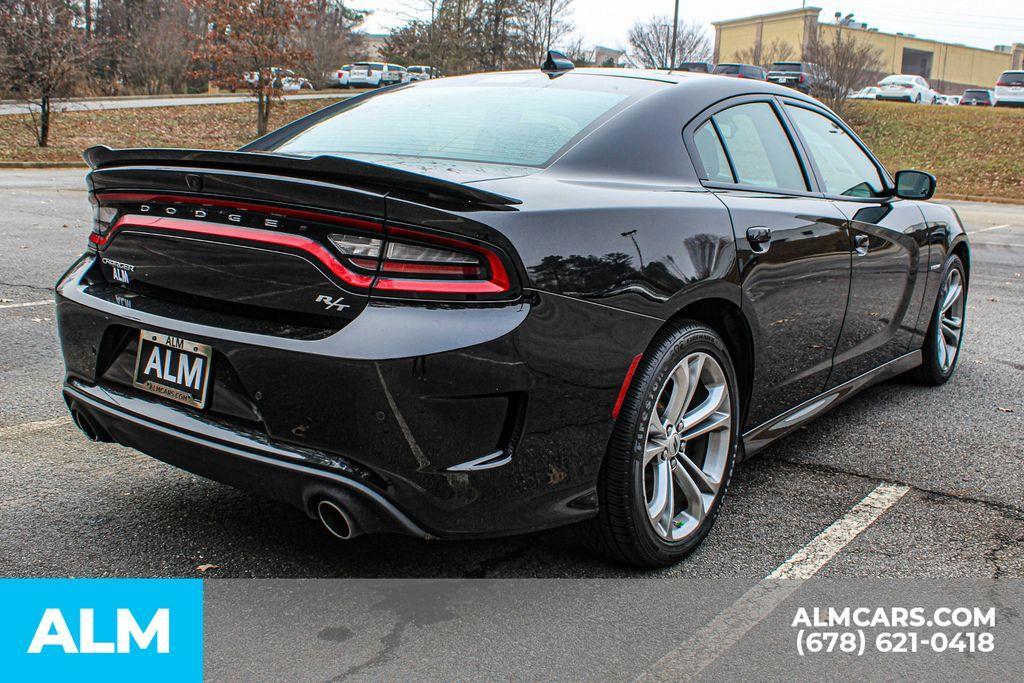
[71,408,100,442]
[316,499,358,540]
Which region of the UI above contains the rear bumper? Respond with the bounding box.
[64,381,429,538]
[56,254,659,538]
[876,94,914,102]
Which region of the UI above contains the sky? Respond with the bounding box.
[356,0,1024,53]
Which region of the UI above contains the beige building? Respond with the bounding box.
[712,7,1024,93]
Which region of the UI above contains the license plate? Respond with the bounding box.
[352,70,367,78]
[133,330,213,409]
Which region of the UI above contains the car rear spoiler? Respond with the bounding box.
[82,145,522,208]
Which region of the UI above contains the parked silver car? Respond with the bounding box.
[407,65,442,81]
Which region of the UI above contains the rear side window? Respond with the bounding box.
[784,105,884,198]
[709,103,806,191]
[693,122,734,183]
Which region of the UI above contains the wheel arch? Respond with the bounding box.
[651,297,755,427]
[950,237,971,286]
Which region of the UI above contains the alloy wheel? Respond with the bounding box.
[642,351,731,542]
[937,267,965,372]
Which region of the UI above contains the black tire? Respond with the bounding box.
[910,254,966,385]
[583,321,740,567]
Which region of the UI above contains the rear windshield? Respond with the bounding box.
[964,90,990,98]
[771,62,802,72]
[714,65,741,74]
[353,63,384,71]
[271,76,637,167]
[1000,71,1024,85]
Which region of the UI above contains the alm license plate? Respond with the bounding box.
[133,330,213,409]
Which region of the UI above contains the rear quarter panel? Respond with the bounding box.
[417,176,740,320]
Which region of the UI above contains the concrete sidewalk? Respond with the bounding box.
[0,91,354,116]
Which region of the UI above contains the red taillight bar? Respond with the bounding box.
[96,214,374,288]
[90,193,514,297]
[374,225,511,295]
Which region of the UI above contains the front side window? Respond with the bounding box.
[710,102,806,191]
[784,105,885,198]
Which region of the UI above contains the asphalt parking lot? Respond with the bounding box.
[1,169,1021,580]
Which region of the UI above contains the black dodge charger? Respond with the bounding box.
[56,60,969,566]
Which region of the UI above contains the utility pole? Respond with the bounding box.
[545,0,554,59]
[428,0,437,77]
[670,0,680,70]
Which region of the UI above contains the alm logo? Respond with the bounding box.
[0,579,201,680]
[28,608,170,654]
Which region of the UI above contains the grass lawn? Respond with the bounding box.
[0,98,338,164]
[1,96,1021,201]
[848,101,1024,200]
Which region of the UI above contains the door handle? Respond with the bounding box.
[853,233,869,256]
[746,226,772,254]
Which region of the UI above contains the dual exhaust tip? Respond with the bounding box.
[71,403,364,542]
[70,407,112,443]
[316,498,359,540]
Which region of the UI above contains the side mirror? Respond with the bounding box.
[894,170,936,200]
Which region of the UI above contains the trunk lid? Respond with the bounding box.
[85,147,522,333]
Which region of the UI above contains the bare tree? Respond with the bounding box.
[187,0,317,136]
[383,0,575,76]
[517,0,574,65]
[732,38,794,70]
[628,16,710,69]
[128,1,194,94]
[561,34,592,67]
[0,0,100,146]
[805,27,883,116]
[293,1,367,87]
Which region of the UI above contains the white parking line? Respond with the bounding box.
[970,223,1010,234]
[0,416,72,439]
[0,299,52,310]
[636,482,910,682]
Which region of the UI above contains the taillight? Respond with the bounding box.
[798,74,805,83]
[89,192,515,300]
[88,195,118,250]
[371,225,513,297]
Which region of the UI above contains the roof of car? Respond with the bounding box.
[428,67,819,183]
[438,67,814,104]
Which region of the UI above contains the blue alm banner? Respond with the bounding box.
[0,579,202,681]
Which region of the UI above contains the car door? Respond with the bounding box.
[781,100,932,387]
[686,98,852,429]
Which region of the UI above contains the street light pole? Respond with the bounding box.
[670,0,680,70]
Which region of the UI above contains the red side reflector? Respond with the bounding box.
[611,354,643,420]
